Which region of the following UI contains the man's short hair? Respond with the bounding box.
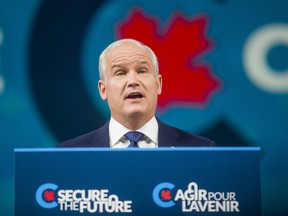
[98,39,159,81]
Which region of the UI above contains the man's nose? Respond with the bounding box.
[127,71,139,86]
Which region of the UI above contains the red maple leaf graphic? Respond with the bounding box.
[43,190,55,202]
[160,189,172,201]
[117,8,221,109]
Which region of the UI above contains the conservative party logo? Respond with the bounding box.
[152,181,240,213]
[35,183,133,213]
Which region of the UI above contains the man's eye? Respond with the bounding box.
[116,71,125,76]
[138,69,147,74]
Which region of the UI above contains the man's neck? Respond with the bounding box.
[112,115,154,130]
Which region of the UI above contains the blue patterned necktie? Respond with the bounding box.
[124,131,144,148]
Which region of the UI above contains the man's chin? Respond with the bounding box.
[125,107,147,117]
[127,110,144,116]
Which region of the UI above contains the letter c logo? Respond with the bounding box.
[36,183,58,208]
[152,182,175,208]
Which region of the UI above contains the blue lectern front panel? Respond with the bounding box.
[14,147,261,216]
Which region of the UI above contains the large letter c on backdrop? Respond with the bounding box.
[243,24,288,93]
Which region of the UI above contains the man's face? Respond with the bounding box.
[98,42,162,127]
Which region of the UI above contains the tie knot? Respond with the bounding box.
[124,131,144,147]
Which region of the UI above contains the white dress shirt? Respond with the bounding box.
[109,116,158,148]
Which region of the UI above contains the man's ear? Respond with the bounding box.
[98,80,107,100]
[157,74,162,95]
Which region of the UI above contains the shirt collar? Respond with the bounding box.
[137,117,158,144]
[109,116,158,147]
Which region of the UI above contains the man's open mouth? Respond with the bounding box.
[126,92,144,99]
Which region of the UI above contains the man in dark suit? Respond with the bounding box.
[59,39,215,148]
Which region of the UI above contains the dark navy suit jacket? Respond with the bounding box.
[59,119,215,147]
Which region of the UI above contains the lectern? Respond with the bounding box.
[15,147,261,215]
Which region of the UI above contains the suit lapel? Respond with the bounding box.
[157,119,181,147]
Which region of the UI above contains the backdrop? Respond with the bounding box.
[1,0,288,215]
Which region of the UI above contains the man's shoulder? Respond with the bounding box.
[58,130,97,147]
[157,119,215,147]
[58,122,109,147]
[174,126,215,146]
